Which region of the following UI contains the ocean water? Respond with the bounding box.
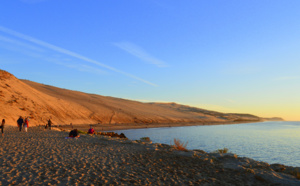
[112,121,300,167]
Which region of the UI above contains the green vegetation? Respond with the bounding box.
[77,130,87,134]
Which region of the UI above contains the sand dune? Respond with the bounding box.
[0,69,269,126]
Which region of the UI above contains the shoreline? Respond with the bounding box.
[56,124,300,184]
[0,126,299,185]
[58,120,262,132]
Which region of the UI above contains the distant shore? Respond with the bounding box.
[58,120,262,132]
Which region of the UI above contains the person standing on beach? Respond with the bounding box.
[23,117,29,132]
[17,116,23,132]
[48,119,52,130]
[0,119,5,136]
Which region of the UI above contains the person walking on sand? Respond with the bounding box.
[23,117,29,132]
[48,119,52,130]
[17,116,23,132]
[0,119,5,136]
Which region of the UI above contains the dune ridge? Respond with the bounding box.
[0,69,281,126]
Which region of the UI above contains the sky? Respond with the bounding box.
[1,0,300,121]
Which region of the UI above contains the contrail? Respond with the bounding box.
[114,42,168,68]
[0,26,157,87]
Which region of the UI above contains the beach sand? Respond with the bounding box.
[0,127,299,185]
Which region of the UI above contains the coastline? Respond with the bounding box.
[0,126,299,185]
[58,120,262,132]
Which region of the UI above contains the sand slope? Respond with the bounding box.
[1,69,264,126]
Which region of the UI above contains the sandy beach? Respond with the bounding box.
[0,126,299,185]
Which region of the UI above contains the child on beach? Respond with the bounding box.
[0,119,5,136]
[88,126,95,134]
[24,117,29,132]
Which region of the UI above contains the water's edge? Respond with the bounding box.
[110,121,300,167]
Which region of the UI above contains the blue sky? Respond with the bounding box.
[1,0,300,120]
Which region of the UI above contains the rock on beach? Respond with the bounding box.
[0,127,299,185]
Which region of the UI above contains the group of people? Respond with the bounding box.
[0,117,28,135]
[17,116,29,132]
[68,126,95,138]
[0,117,96,138]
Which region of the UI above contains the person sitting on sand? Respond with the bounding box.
[0,119,5,136]
[87,126,95,134]
[17,116,23,132]
[69,129,80,138]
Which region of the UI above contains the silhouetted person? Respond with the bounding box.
[17,116,23,132]
[69,129,79,138]
[0,119,5,136]
[48,119,52,130]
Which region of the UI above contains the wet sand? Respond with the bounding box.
[0,126,299,185]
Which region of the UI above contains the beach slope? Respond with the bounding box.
[0,127,298,185]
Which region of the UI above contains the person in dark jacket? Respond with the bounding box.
[17,116,23,132]
[48,119,52,130]
[69,129,80,138]
[0,119,5,136]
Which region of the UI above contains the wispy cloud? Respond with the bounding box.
[0,35,45,58]
[0,35,45,53]
[55,61,107,75]
[0,35,108,76]
[0,26,157,86]
[113,42,168,68]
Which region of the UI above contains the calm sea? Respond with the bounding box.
[112,121,300,167]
